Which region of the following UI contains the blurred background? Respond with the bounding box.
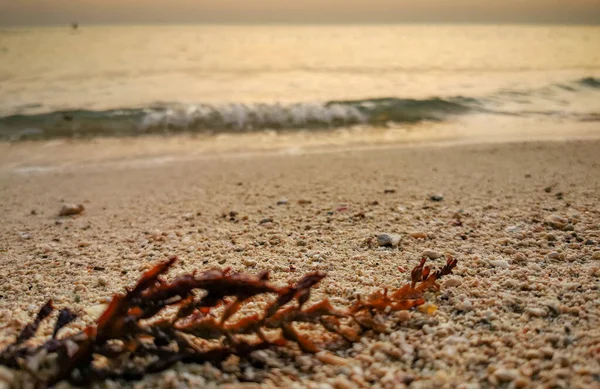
[0,0,599,142]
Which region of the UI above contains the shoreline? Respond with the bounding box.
[2,120,600,175]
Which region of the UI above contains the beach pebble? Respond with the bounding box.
[18,232,32,240]
[429,194,444,202]
[418,303,438,315]
[377,233,401,248]
[592,251,600,260]
[85,304,107,318]
[544,214,568,230]
[422,249,443,259]
[546,251,560,260]
[457,384,480,389]
[540,347,554,358]
[38,244,53,253]
[276,199,288,205]
[505,225,522,233]
[455,299,473,311]
[493,368,519,382]
[443,277,462,288]
[410,231,427,239]
[59,203,85,217]
[316,351,348,366]
[331,377,354,389]
[396,310,411,322]
[242,258,257,267]
[182,212,194,221]
[526,307,547,317]
[97,276,108,286]
[489,259,510,269]
[529,263,542,271]
[525,349,541,359]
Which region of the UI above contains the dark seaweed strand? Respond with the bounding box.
[0,257,458,387]
[16,300,54,344]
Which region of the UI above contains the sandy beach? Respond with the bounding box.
[1,136,599,389]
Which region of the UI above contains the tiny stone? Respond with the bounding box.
[422,249,443,259]
[396,310,411,322]
[505,225,522,233]
[526,307,547,317]
[429,194,444,202]
[489,259,510,269]
[514,252,527,263]
[59,203,85,217]
[182,212,194,221]
[529,263,542,271]
[546,251,560,260]
[18,232,32,240]
[455,299,472,311]
[514,377,530,388]
[443,277,462,288]
[540,347,554,358]
[316,351,348,366]
[38,244,53,253]
[243,258,257,267]
[544,214,568,230]
[377,233,401,248]
[97,276,108,286]
[85,304,108,318]
[592,251,600,260]
[276,199,288,205]
[409,231,427,239]
[458,384,480,389]
[494,368,518,382]
[525,349,541,359]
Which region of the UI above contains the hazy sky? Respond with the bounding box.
[1,0,599,26]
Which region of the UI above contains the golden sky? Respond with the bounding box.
[1,0,599,26]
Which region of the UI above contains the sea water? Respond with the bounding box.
[0,24,599,140]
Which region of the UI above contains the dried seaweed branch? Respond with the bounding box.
[0,255,457,387]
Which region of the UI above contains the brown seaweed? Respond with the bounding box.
[0,255,457,387]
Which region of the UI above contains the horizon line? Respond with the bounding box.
[2,20,600,28]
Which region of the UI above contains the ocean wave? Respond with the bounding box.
[1,76,599,141]
[578,77,600,89]
[0,98,473,141]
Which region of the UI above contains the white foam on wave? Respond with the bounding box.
[138,102,367,131]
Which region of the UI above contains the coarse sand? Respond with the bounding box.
[0,137,599,389]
